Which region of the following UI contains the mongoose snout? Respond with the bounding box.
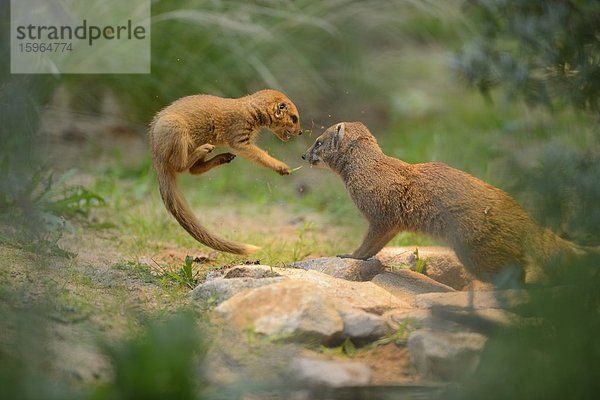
[302,136,323,167]
[303,121,594,284]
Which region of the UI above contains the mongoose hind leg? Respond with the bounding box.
[180,143,216,171]
[348,225,399,260]
[190,153,237,175]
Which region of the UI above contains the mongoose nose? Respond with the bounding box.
[298,130,303,135]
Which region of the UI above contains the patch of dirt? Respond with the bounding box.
[138,247,218,277]
[354,343,418,385]
[292,344,418,386]
[142,248,217,266]
[0,225,193,385]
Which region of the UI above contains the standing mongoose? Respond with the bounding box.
[302,121,593,283]
[150,89,301,255]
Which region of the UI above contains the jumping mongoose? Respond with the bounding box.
[150,89,301,255]
[302,121,593,283]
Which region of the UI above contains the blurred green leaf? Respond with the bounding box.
[94,312,207,400]
[454,0,600,112]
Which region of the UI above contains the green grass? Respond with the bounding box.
[371,319,418,348]
[159,255,201,290]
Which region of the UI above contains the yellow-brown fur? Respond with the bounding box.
[302,121,588,283]
[150,89,301,255]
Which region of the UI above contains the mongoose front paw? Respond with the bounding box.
[276,164,291,175]
[220,153,236,164]
[200,143,215,153]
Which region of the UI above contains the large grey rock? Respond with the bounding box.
[221,265,281,279]
[215,280,344,344]
[428,307,517,334]
[274,267,411,314]
[377,247,472,290]
[372,271,455,306]
[416,290,528,310]
[384,307,514,334]
[191,276,284,305]
[407,329,487,381]
[204,264,280,281]
[289,257,384,281]
[339,309,386,340]
[209,266,412,344]
[289,357,372,387]
[203,265,412,314]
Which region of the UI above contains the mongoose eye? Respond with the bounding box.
[291,115,298,123]
[278,103,287,110]
[315,140,322,148]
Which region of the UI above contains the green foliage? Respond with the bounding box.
[371,319,416,347]
[60,0,459,123]
[436,3,600,399]
[0,167,106,255]
[449,255,600,399]
[0,279,208,400]
[0,295,80,400]
[0,3,59,225]
[319,338,358,358]
[341,337,358,357]
[33,169,105,220]
[454,0,600,111]
[451,3,600,397]
[62,0,336,120]
[502,141,600,244]
[0,6,103,253]
[162,255,201,289]
[291,222,316,262]
[413,247,428,274]
[181,256,200,288]
[94,312,207,400]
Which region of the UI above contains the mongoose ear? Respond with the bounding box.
[333,123,345,150]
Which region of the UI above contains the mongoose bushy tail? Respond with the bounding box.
[156,163,259,255]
